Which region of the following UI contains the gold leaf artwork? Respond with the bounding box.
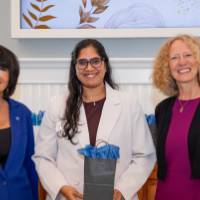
[87,16,99,23]
[31,3,41,12]
[79,6,84,18]
[80,12,91,23]
[91,0,109,8]
[23,14,33,28]
[35,25,50,29]
[78,24,96,29]
[82,0,87,8]
[41,5,55,12]
[28,10,37,21]
[39,15,56,21]
[23,0,56,29]
[79,0,110,28]
[93,6,108,14]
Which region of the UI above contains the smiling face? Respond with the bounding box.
[75,46,106,90]
[0,67,9,98]
[169,39,199,87]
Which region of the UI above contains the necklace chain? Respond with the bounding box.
[178,100,189,113]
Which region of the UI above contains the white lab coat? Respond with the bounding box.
[33,84,156,200]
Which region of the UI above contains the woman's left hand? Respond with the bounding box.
[113,189,123,200]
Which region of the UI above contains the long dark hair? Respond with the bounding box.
[0,45,20,99]
[62,39,118,144]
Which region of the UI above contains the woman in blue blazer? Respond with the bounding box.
[0,45,38,200]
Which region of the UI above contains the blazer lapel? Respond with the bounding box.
[96,85,121,142]
[4,99,22,173]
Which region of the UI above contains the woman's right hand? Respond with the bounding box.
[60,185,83,200]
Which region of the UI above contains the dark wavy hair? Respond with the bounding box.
[62,39,118,144]
[0,45,20,99]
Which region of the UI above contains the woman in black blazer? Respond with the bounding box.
[152,34,200,200]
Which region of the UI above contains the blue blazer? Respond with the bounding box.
[0,99,38,200]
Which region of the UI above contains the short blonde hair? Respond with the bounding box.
[152,34,200,96]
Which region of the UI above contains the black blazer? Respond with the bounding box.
[155,96,200,180]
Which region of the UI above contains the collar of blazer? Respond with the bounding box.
[78,84,121,147]
[1,99,25,174]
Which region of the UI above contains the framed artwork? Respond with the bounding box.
[11,0,200,38]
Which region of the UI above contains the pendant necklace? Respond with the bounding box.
[178,99,189,113]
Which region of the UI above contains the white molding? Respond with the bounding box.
[11,27,200,38]
[18,57,154,84]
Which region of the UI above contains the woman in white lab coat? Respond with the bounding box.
[33,39,156,200]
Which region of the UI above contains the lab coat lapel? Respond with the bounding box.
[96,85,121,142]
[78,104,90,147]
[77,85,121,146]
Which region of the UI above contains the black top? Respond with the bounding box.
[155,96,200,180]
[0,127,11,167]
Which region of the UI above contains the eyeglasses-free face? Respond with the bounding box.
[169,39,199,85]
[76,57,104,70]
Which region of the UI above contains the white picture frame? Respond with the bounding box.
[11,0,200,38]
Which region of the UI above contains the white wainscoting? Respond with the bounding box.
[13,58,166,115]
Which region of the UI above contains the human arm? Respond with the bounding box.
[32,96,73,200]
[115,100,156,200]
